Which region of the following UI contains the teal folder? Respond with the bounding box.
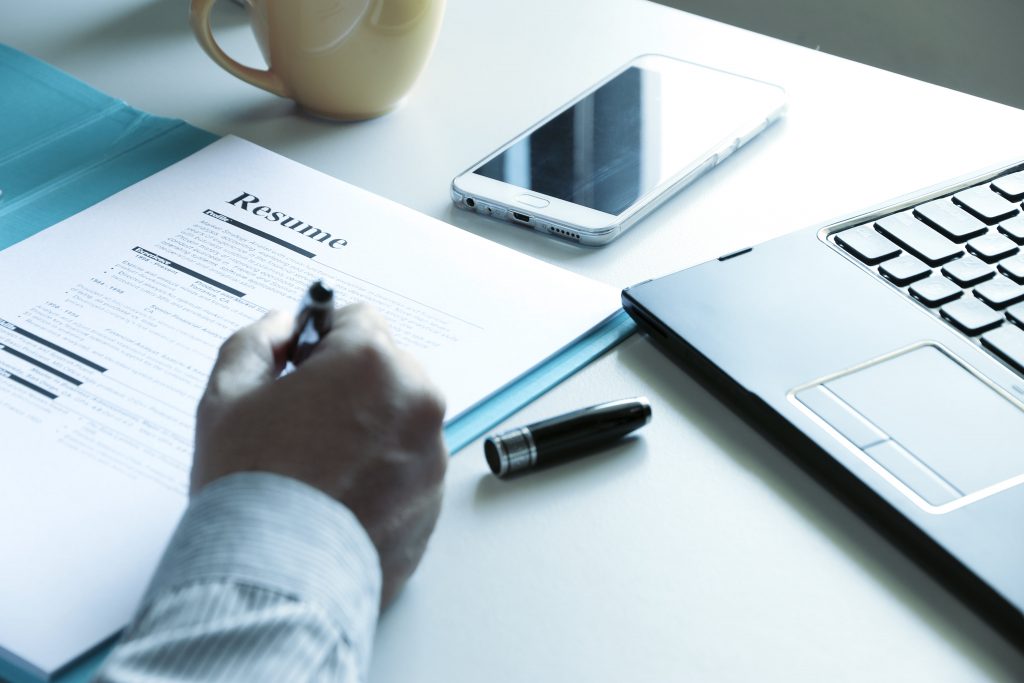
[0,45,635,683]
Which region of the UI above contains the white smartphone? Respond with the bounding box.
[451,54,786,246]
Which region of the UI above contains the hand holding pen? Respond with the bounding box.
[194,286,448,607]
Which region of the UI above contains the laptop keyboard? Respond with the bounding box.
[831,168,1024,377]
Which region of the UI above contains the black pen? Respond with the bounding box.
[289,280,334,366]
[484,397,652,478]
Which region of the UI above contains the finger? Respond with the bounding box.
[302,302,395,364]
[204,310,294,404]
[331,303,393,345]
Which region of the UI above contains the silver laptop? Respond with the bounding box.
[622,160,1024,649]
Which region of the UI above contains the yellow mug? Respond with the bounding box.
[189,0,446,120]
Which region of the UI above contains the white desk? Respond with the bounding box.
[6,1,1024,679]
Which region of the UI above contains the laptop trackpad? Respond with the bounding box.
[796,344,1024,510]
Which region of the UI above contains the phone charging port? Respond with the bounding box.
[511,211,530,223]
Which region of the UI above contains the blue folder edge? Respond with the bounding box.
[0,45,635,683]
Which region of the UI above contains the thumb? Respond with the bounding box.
[203,310,295,405]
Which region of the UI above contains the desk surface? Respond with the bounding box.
[6,1,1024,680]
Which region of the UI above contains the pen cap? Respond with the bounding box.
[484,428,535,477]
[527,397,651,459]
[485,397,651,478]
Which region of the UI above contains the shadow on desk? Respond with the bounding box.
[619,335,1024,677]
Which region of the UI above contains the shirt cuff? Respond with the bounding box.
[141,471,382,665]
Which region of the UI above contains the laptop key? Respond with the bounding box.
[953,185,1020,224]
[878,254,930,285]
[973,275,1024,309]
[981,324,1024,375]
[915,198,987,242]
[909,274,962,307]
[1007,301,1024,328]
[940,254,994,287]
[998,255,1024,283]
[998,214,1024,244]
[834,225,901,265]
[991,170,1024,201]
[965,232,1020,263]
[875,212,962,266]
[940,297,1004,335]
[909,275,962,307]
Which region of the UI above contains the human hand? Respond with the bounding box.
[192,304,448,607]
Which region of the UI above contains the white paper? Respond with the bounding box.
[0,136,619,677]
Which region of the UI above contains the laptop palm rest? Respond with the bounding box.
[795,344,1024,511]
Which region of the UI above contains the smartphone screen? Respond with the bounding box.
[472,61,777,216]
[454,55,785,245]
[473,66,654,216]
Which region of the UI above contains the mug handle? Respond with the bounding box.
[188,0,288,97]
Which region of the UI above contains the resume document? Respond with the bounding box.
[0,137,619,678]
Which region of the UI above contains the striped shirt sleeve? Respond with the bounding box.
[94,472,382,683]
